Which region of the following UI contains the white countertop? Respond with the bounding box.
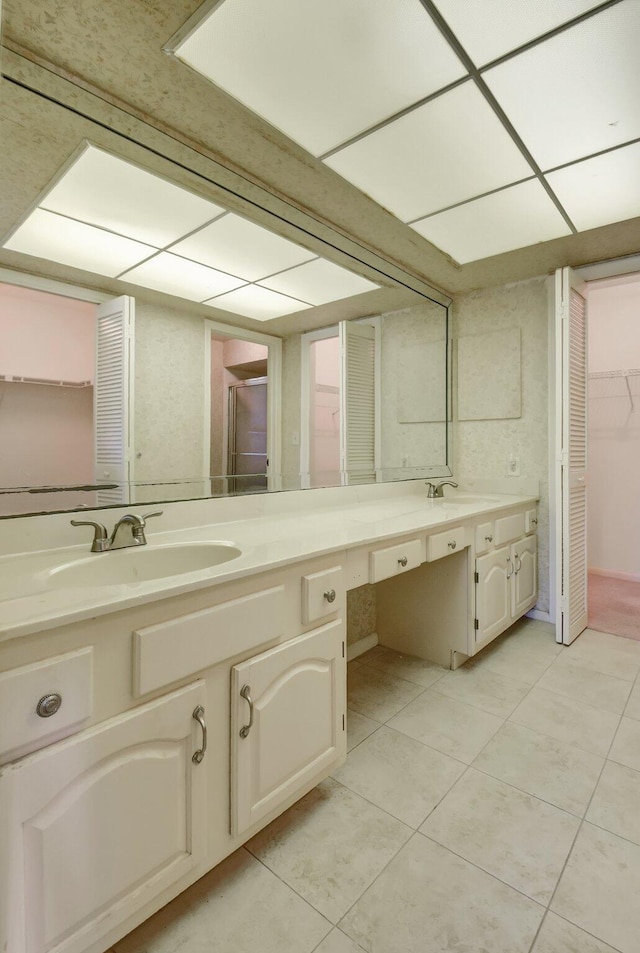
[0,490,538,642]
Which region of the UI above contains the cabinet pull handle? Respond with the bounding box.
[324,588,336,603]
[531,518,538,525]
[485,534,493,542]
[398,556,408,567]
[36,693,62,718]
[447,540,457,550]
[514,554,522,574]
[506,556,514,579]
[192,705,207,764]
[239,685,254,738]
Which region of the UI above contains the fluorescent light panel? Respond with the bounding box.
[205,285,311,321]
[259,258,378,305]
[325,81,532,221]
[484,2,640,170]
[41,145,225,246]
[119,252,246,302]
[172,0,466,156]
[411,179,571,264]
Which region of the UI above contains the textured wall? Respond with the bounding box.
[347,584,377,647]
[453,276,550,612]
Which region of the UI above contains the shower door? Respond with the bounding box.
[227,378,268,492]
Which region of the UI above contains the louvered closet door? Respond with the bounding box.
[94,296,134,503]
[556,268,588,644]
[339,321,376,484]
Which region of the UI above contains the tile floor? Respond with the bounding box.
[113,619,640,953]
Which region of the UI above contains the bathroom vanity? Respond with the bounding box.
[0,485,537,953]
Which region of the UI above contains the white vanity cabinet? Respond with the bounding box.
[0,680,207,953]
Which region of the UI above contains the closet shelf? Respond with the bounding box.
[0,374,92,388]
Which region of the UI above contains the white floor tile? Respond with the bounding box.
[624,679,640,721]
[509,687,620,757]
[246,778,411,923]
[347,665,424,722]
[346,709,379,752]
[469,640,556,685]
[434,664,531,718]
[313,928,367,953]
[420,769,579,904]
[532,912,620,952]
[587,759,640,847]
[608,715,640,771]
[340,834,544,953]
[539,656,632,714]
[362,647,447,688]
[333,725,465,828]
[563,630,640,683]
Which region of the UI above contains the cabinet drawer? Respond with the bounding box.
[474,521,495,555]
[302,566,344,624]
[369,538,422,583]
[426,526,466,562]
[494,512,526,546]
[0,647,93,762]
[133,586,285,696]
[525,508,538,533]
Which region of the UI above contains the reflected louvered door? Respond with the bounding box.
[339,321,376,484]
[94,296,134,504]
[556,268,588,644]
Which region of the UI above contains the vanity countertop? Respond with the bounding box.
[0,491,538,642]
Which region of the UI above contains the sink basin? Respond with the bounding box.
[46,542,242,587]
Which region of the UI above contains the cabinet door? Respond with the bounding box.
[475,547,511,645]
[511,535,538,618]
[0,682,206,953]
[231,620,346,837]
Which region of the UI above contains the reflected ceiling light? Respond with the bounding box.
[40,144,225,246]
[259,258,378,305]
[170,213,317,281]
[204,285,311,321]
[4,209,156,277]
[410,179,570,264]
[169,0,465,156]
[119,252,246,302]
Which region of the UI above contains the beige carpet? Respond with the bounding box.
[588,572,640,641]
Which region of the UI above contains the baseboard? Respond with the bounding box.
[347,633,379,661]
[526,609,552,623]
[589,568,640,583]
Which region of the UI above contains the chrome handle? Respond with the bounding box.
[506,556,514,579]
[240,685,254,738]
[324,589,336,603]
[447,540,457,550]
[70,519,107,537]
[36,693,62,718]
[398,556,408,567]
[485,534,493,542]
[141,510,163,523]
[514,554,522,574]
[192,705,207,764]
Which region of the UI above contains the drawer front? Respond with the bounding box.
[302,566,344,624]
[426,526,467,561]
[525,508,538,534]
[0,647,93,762]
[494,512,526,546]
[134,585,285,696]
[474,521,495,555]
[369,538,422,583]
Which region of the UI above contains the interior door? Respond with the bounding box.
[94,295,134,504]
[339,321,376,484]
[555,267,588,644]
[227,377,267,491]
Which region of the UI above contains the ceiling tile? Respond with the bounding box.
[170,213,317,281]
[410,179,571,263]
[259,258,379,305]
[3,209,156,277]
[204,285,311,322]
[433,0,605,66]
[172,0,466,156]
[546,142,640,232]
[484,2,640,170]
[324,81,532,221]
[40,145,225,246]
[119,252,246,301]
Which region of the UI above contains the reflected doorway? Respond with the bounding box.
[228,377,268,493]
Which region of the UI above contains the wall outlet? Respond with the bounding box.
[507,455,520,477]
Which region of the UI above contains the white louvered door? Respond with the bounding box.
[94,296,134,503]
[555,268,588,644]
[339,321,376,484]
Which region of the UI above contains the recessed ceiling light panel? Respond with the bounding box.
[259,258,378,305]
[40,145,225,246]
[204,285,311,321]
[170,213,317,280]
[171,0,466,156]
[325,82,532,221]
[119,252,246,301]
[4,209,157,277]
[411,179,571,264]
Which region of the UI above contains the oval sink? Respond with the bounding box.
[46,542,242,587]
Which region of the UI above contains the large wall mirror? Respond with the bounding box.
[0,48,452,518]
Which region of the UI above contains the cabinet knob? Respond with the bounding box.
[398,556,408,567]
[531,518,538,525]
[485,534,493,542]
[447,540,457,550]
[324,589,337,603]
[36,693,62,718]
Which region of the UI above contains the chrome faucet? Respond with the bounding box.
[71,511,163,552]
[425,480,459,499]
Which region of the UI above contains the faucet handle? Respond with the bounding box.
[425,482,436,498]
[70,519,109,552]
[140,510,163,525]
